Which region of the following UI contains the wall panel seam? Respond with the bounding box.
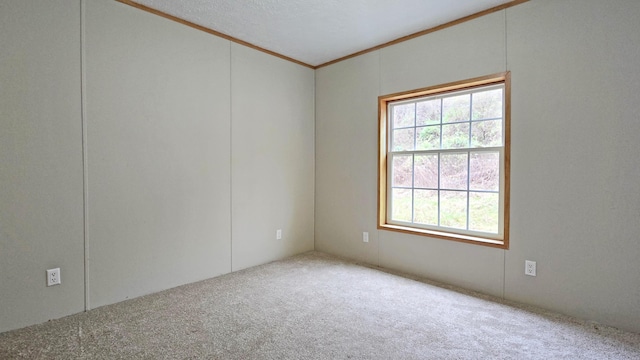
[80,0,91,312]
[229,41,234,272]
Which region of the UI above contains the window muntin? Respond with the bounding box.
[378,73,510,248]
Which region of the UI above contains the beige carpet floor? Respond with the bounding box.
[1,251,639,359]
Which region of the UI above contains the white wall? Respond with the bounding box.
[504,0,640,334]
[0,0,85,332]
[231,44,315,271]
[315,0,640,333]
[315,52,380,266]
[0,0,314,333]
[84,0,233,308]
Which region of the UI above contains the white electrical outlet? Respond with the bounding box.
[47,268,61,286]
[362,232,369,243]
[276,229,282,240]
[525,260,536,276]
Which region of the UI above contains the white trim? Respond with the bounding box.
[385,82,506,240]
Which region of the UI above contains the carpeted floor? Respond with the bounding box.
[1,251,639,359]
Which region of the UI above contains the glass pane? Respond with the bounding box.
[416,99,441,125]
[392,128,415,151]
[392,155,413,187]
[442,94,470,123]
[391,188,412,222]
[414,190,438,225]
[392,103,415,128]
[416,125,440,150]
[469,192,499,233]
[414,154,438,189]
[442,123,469,149]
[440,153,468,190]
[440,191,467,229]
[471,120,502,147]
[469,152,499,191]
[472,88,503,120]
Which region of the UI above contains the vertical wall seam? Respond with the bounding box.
[229,41,233,273]
[80,0,90,311]
[312,68,317,252]
[504,9,508,72]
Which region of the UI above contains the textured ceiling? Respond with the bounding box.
[131,0,516,67]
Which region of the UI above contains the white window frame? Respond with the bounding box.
[377,72,510,248]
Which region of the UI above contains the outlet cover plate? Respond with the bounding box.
[47,268,61,286]
[525,260,536,276]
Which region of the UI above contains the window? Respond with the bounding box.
[378,73,510,248]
